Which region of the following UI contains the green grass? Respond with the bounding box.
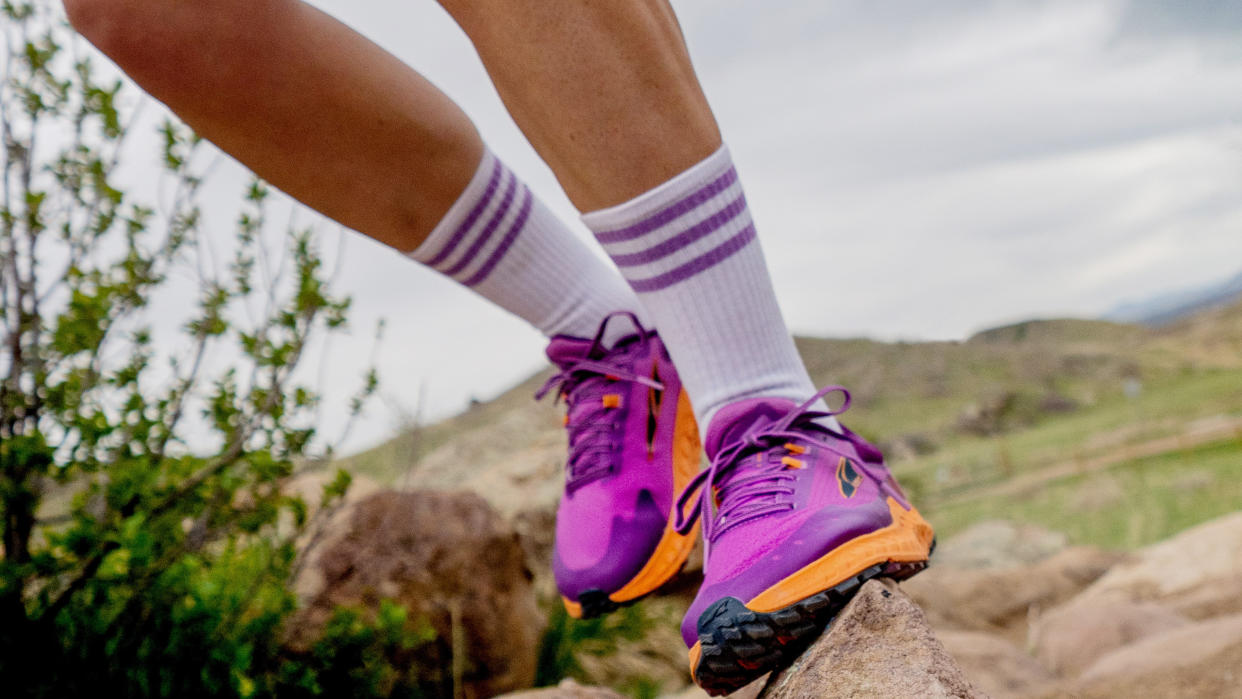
[334,372,553,487]
[338,314,1242,489]
[925,437,1242,550]
[895,366,1242,552]
[334,348,1242,557]
[896,367,1242,500]
[535,600,676,699]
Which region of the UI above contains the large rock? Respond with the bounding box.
[282,470,383,516]
[759,579,982,698]
[1074,512,1242,620]
[292,490,543,698]
[1073,613,1242,698]
[936,630,1056,697]
[282,471,382,575]
[905,546,1125,642]
[1032,599,1189,678]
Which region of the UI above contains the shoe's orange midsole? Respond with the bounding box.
[563,390,702,617]
[747,497,933,613]
[688,643,703,680]
[688,497,933,676]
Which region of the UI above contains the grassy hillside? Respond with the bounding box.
[335,302,1242,552]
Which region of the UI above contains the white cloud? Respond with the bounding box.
[682,0,1242,340]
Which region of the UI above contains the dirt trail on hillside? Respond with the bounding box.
[936,415,1242,507]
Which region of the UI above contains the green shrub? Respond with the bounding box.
[535,602,650,689]
[0,2,422,695]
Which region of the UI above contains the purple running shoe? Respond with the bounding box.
[537,312,701,619]
[673,386,935,695]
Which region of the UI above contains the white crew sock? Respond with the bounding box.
[583,145,829,429]
[410,147,647,347]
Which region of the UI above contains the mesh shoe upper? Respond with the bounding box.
[674,385,921,646]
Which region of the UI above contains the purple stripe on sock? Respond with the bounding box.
[627,222,757,292]
[424,157,503,268]
[608,192,747,267]
[594,167,739,244]
[443,169,517,277]
[463,185,533,287]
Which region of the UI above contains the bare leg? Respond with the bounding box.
[434,8,934,695]
[439,0,821,424]
[65,0,481,251]
[438,0,722,211]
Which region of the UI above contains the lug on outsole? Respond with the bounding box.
[692,557,931,696]
[572,542,697,620]
[571,525,701,620]
[575,589,623,619]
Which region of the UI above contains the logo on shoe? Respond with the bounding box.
[836,457,863,498]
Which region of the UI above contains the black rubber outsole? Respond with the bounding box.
[576,588,627,619]
[575,558,692,619]
[572,536,702,620]
[692,556,931,696]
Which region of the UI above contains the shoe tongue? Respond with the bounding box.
[545,335,595,367]
[705,397,799,459]
[545,332,645,368]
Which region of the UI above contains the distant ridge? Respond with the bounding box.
[1105,270,1242,326]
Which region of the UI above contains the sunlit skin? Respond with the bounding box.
[62,0,722,251]
[436,0,722,211]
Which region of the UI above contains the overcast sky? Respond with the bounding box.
[118,0,1242,454]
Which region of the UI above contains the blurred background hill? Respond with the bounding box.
[332,289,1242,554]
[1105,269,1242,325]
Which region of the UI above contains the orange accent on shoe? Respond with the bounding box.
[602,394,622,409]
[562,597,584,619]
[784,442,807,455]
[562,414,570,427]
[609,389,702,604]
[687,498,933,686]
[688,641,703,677]
[744,497,934,613]
[781,456,804,469]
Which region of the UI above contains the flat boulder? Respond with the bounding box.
[905,546,1125,641]
[1032,599,1189,678]
[759,579,982,698]
[1074,512,1242,620]
[937,629,1056,697]
[1074,613,1242,698]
